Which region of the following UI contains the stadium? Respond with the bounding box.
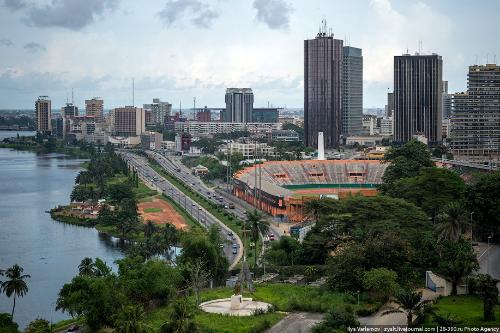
[232,159,388,222]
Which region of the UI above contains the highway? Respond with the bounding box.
[119,151,243,270]
[147,151,281,242]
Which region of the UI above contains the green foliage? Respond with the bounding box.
[327,243,366,292]
[466,171,500,240]
[469,274,499,321]
[0,313,18,333]
[381,140,433,189]
[437,238,479,296]
[362,268,399,302]
[435,202,470,241]
[56,275,124,331]
[301,196,430,266]
[382,289,431,327]
[113,304,148,333]
[25,318,51,333]
[385,167,466,218]
[2,264,30,317]
[191,137,222,154]
[312,307,359,333]
[117,257,180,305]
[246,210,269,267]
[424,295,500,326]
[182,156,226,180]
[178,229,229,284]
[265,236,303,266]
[107,181,135,202]
[159,298,199,333]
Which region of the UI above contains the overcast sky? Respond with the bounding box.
[0,0,499,110]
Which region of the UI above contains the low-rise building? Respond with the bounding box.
[141,131,162,150]
[346,135,386,146]
[267,129,300,142]
[175,121,281,136]
[218,142,276,159]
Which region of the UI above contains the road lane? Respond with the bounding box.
[120,152,243,270]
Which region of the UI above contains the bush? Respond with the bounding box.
[312,307,359,333]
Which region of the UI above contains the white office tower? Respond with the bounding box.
[317,132,325,160]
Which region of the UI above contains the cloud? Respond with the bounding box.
[158,0,219,29]
[2,0,27,11]
[253,0,292,31]
[24,42,46,53]
[23,0,118,30]
[0,38,14,46]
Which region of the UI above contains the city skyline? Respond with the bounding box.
[0,0,499,109]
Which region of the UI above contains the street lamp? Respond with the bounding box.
[487,235,492,275]
[470,211,474,242]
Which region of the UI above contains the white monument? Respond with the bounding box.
[317,132,325,160]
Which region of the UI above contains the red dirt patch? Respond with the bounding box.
[138,198,187,230]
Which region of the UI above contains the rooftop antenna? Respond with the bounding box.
[179,101,182,116]
[66,92,68,104]
[71,88,74,105]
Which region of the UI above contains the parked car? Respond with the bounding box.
[228,203,235,209]
[269,233,275,241]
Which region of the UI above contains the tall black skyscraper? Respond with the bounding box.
[304,26,343,148]
[394,53,443,144]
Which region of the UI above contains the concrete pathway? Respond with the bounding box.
[358,289,440,326]
[265,312,325,333]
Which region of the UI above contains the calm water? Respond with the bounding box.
[0,132,124,328]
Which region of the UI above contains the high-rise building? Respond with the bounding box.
[85,98,104,122]
[304,25,343,148]
[342,46,363,136]
[224,88,254,123]
[393,53,443,145]
[35,96,52,134]
[442,81,452,119]
[111,106,145,137]
[61,103,78,118]
[450,64,500,163]
[385,92,394,118]
[143,98,172,125]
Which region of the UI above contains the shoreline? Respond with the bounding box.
[0,142,93,158]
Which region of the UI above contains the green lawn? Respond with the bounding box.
[423,295,500,326]
[144,283,363,333]
[199,283,359,313]
[144,305,285,333]
[143,207,163,213]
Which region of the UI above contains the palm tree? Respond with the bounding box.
[2,264,30,317]
[160,299,198,333]
[78,257,95,276]
[435,202,469,241]
[246,210,270,268]
[144,220,158,239]
[381,289,431,326]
